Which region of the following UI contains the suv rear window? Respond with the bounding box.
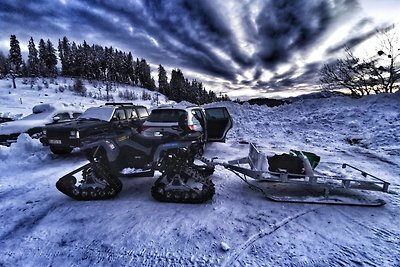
[147,109,186,123]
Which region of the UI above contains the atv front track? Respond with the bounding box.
[56,162,123,201]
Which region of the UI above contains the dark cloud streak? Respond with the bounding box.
[327,23,395,54]
[256,0,358,69]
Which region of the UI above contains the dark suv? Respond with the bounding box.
[42,103,149,154]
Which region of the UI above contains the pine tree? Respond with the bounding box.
[27,37,39,77]
[158,64,169,96]
[84,41,98,81]
[189,79,201,104]
[170,69,185,102]
[38,39,47,76]
[137,59,155,90]
[91,44,104,80]
[81,40,91,79]
[58,36,72,76]
[126,52,135,84]
[46,39,57,77]
[105,46,116,82]
[134,58,140,85]
[21,60,28,77]
[9,34,23,75]
[97,45,107,81]
[70,42,78,77]
[0,51,9,77]
[114,50,124,82]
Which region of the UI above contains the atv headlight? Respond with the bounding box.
[42,130,47,136]
[69,130,80,139]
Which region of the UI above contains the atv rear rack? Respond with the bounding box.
[215,143,390,206]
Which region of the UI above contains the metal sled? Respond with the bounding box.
[217,143,390,206]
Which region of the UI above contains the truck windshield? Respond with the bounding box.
[79,107,115,122]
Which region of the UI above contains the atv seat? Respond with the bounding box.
[128,132,177,147]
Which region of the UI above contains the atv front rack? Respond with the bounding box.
[215,143,390,206]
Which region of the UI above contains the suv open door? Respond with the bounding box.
[205,107,232,142]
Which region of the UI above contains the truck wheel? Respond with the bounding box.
[50,146,73,154]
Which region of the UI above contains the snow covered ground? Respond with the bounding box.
[0,78,399,266]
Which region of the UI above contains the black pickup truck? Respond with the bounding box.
[41,103,149,154]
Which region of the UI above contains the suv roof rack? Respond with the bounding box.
[157,104,175,108]
[104,102,134,106]
[156,104,200,109]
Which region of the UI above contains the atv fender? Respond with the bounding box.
[81,139,120,162]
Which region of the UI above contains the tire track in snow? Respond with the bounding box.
[295,219,379,267]
[221,207,321,267]
[293,207,400,267]
[335,208,400,246]
[1,239,218,266]
[0,185,45,201]
[0,200,64,241]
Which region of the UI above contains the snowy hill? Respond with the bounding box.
[0,78,399,266]
[0,77,170,120]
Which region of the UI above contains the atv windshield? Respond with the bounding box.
[79,107,115,122]
[147,109,186,123]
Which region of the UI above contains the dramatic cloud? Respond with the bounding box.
[0,0,396,98]
[255,0,358,69]
[327,23,395,54]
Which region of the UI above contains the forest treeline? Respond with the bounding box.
[0,35,229,104]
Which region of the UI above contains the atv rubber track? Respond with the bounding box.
[151,165,215,204]
[56,162,123,201]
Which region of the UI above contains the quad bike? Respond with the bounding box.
[56,117,216,203]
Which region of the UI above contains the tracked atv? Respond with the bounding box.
[56,109,233,203]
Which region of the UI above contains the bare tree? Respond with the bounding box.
[370,30,400,94]
[319,28,400,97]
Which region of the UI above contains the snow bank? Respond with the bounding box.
[0,134,49,171]
[210,94,400,161]
[0,78,172,119]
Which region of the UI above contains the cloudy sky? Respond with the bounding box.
[1,0,399,99]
